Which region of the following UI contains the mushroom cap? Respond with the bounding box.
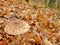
[4,19,30,35]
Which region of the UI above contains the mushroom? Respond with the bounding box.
[4,18,30,35]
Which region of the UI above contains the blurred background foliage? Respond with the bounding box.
[29,0,60,15]
[9,0,60,15]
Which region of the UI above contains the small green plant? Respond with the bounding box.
[48,0,56,8]
[44,0,48,8]
[25,0,29,2]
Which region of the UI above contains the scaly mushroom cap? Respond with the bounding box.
[4,19,30,35]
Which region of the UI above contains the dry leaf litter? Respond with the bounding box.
[0,0,60,45]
